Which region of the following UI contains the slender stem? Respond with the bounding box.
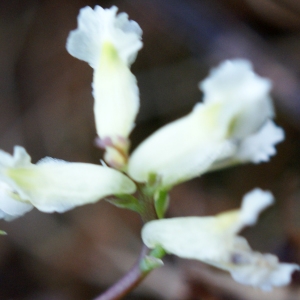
[93,245,150,300]
[94,182,160,300]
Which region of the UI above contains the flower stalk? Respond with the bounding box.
[94,244,165,300]
[93,245,150,300]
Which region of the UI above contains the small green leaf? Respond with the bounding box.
[0,230,7,235]
[140,255,164,273]
[154,190,169,219]
[149,245,166,259]
[140,245,166,272]
[107,194,142,213]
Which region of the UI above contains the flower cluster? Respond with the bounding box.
[0,5,298,291]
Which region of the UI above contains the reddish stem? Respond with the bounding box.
[93,245,150,300]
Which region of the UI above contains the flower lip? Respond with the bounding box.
[200,59,274,139]
[66,5,143,68]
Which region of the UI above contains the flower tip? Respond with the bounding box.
[231,259,300,290]
[236,120,285,165]
[66,5,142,67]
[200,58,272,95]
[240,188,274,227]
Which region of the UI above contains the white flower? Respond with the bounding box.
[128,60,283,187]
[142,189,299,290]
[0,146,136,214]
[66,6,142,164]
[128,102,234,188]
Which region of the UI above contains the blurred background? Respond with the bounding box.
[1,0,300,299]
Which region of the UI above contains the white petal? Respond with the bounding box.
[142,216,240,263]
[128,103,234,187]
[0,146,31,167]
[238,188,273,228]
[230,253,299,290]
[93,47,140,140]
[66,6,142,67]
[0,181,33,220]
[142,189,299,290]
[0,147,136,213]
[236,120,285,163]
[200,59,274,138]
[66,6,103,68]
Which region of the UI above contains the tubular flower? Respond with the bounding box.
[128,102,234,188]
[66,6,142,167]
[0,146,136,214]
[142,189,299,290]
[128,59,283,188]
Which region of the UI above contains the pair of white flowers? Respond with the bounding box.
[0,5,298,290]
